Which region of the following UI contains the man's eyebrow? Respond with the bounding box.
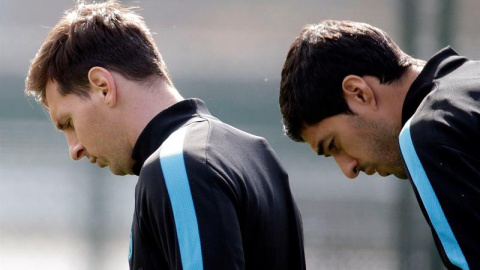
[52,116,65,131]
[55,122,64,130]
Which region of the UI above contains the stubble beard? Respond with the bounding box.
[354,115,406,178]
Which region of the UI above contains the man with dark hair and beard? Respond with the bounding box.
[279,20,480,270]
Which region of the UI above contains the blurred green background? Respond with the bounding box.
[1,0,479,269]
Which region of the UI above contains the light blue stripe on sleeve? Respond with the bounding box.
[128,229,133,260]
[160,126,204,270]
[399,118,469,270]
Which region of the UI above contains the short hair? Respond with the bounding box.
[279,20,412,142]
[25,0,171,106]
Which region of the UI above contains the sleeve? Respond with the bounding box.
[399,113,480,270]
[134,125,245,270]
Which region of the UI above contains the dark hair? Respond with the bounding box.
[280,20,412,142]
[25,0,171,106]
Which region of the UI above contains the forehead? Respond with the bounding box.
[45,80,88,108]
[45,80,84,124]
[45,80,64,125]
[45,80,65,113]
[301,121,326,149]
[45,80,59,102]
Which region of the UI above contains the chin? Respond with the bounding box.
[388,164,408,179]
[111,170,128,176]
[108,166,124,176]
[109,166,134,176]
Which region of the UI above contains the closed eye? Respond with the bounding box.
[328,139,336,151]
[62,119,74,130]
[325,139,336,157]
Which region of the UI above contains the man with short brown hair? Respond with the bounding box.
[26,1,306,269]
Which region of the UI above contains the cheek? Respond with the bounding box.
[340,132,373,160]
[76,112,105,148]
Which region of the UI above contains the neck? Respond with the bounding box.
[121,78,184,148]
[399,61,425,100]
[389,61,425,128]
[405,60,425,84]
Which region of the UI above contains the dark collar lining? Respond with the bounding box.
[401,47,460,125]
[131,98,211,175]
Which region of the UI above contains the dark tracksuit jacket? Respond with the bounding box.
[129,99,306,270]
[399,47,480,270]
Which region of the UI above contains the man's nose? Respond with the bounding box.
[66,132,86,160]
[333,151,360,179]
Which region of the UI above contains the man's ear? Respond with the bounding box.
[88,67,117,107]
[342,75,377,111]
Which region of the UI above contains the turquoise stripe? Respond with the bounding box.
[128,229,133,260]
[399,118,469,270]
[160,126,204,270]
